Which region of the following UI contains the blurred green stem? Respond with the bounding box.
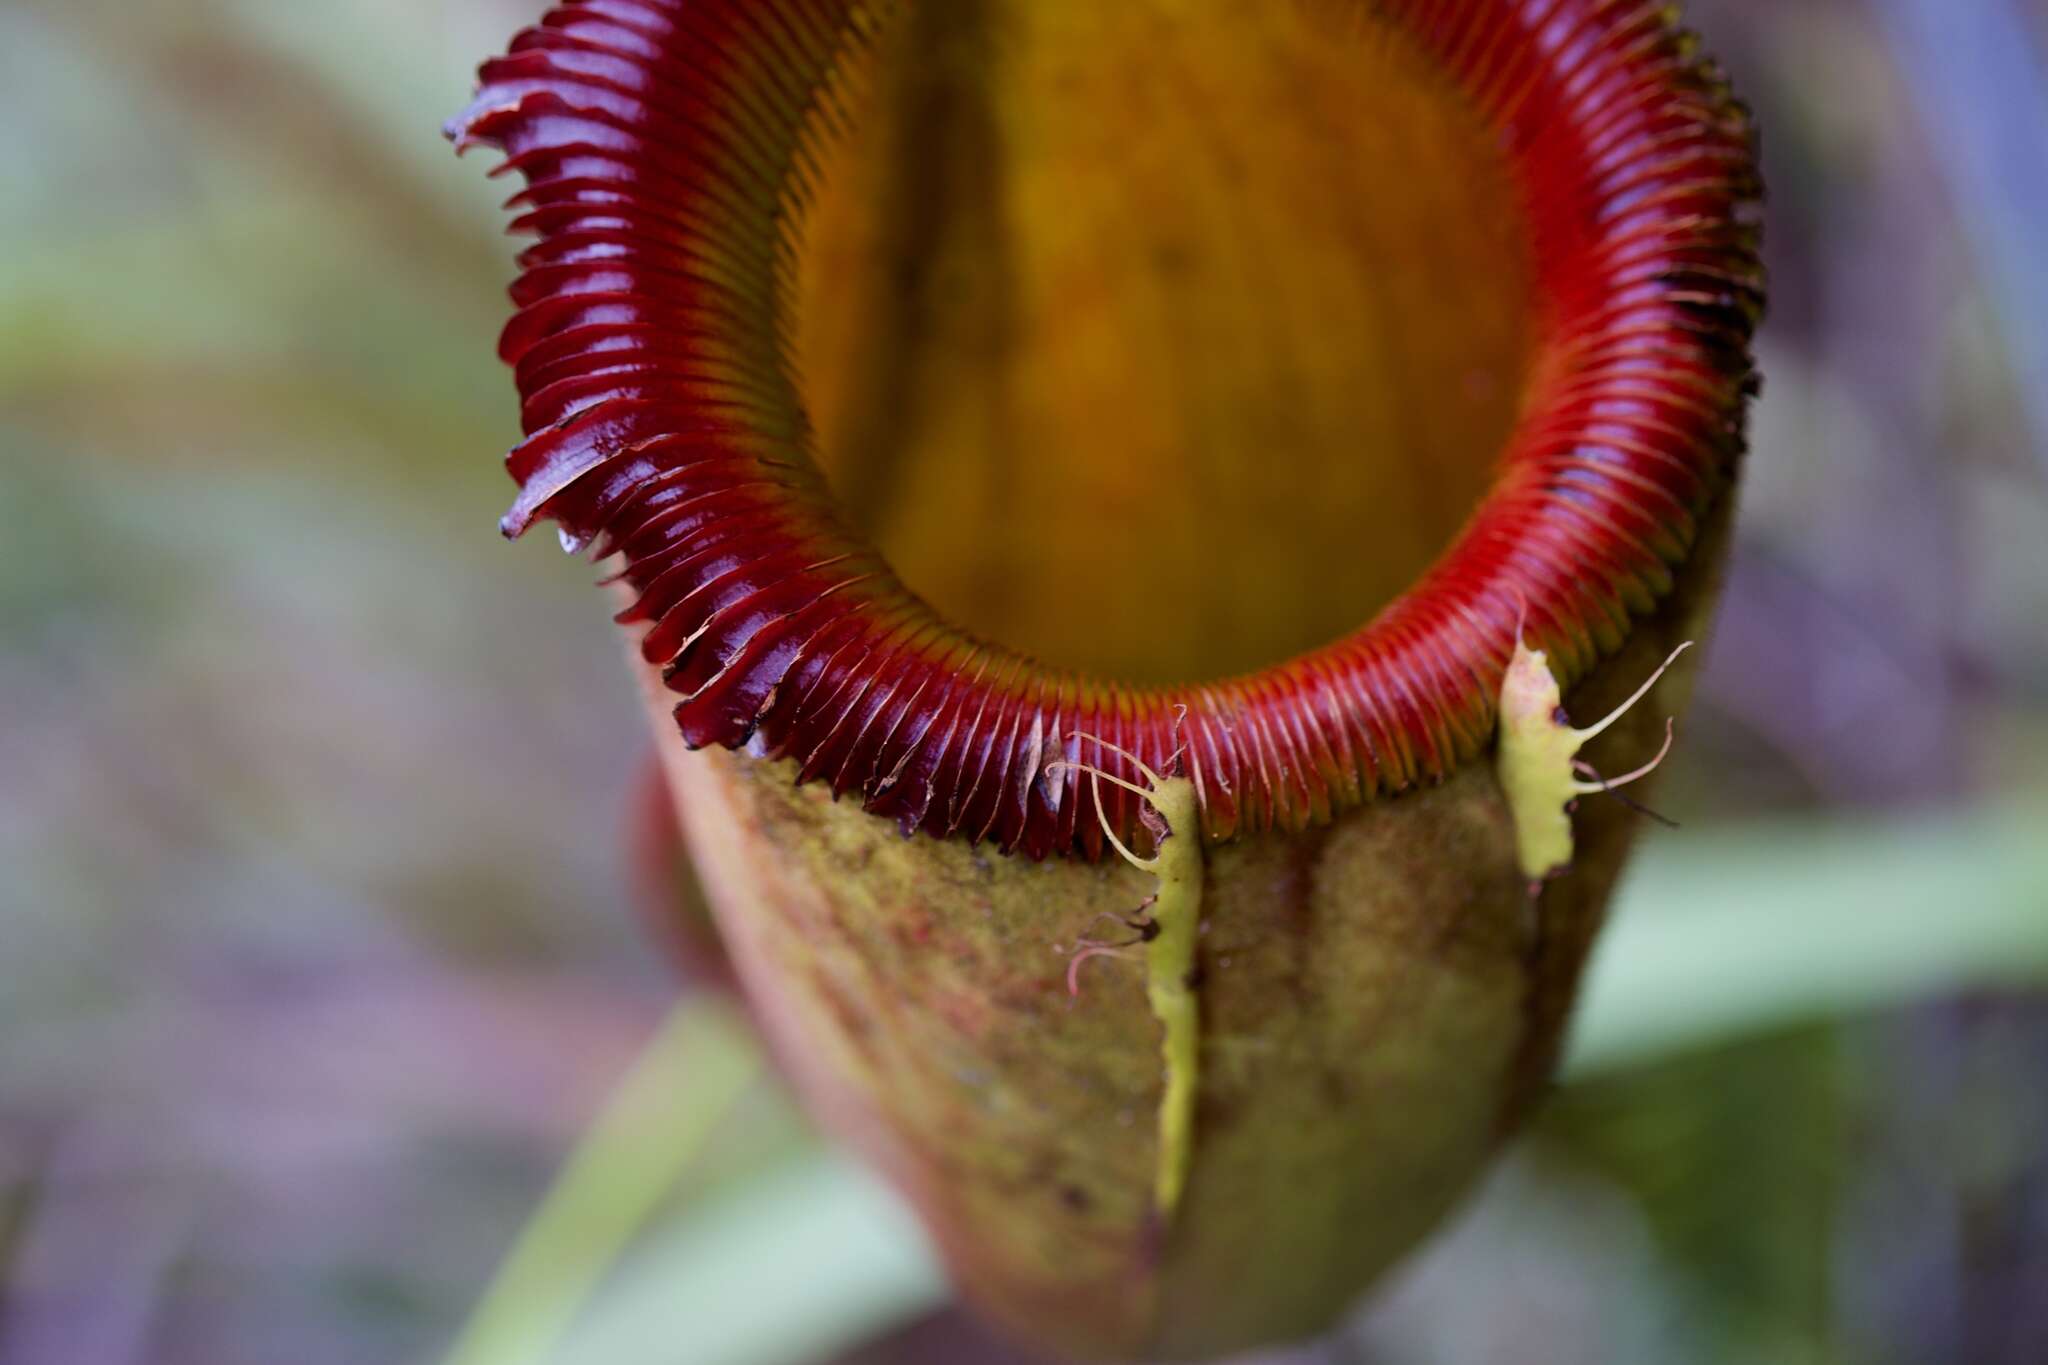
[441,996,759,1365]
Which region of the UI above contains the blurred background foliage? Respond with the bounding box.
[3,1,2046,1363]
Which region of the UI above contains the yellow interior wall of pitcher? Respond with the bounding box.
[793,0,1535,686]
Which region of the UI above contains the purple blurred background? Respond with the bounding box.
[3,1,2045,1362]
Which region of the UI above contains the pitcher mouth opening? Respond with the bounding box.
[452,0,1763,858]
[794,3,1535,689]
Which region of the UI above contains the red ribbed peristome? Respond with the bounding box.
[450,0,1762,859]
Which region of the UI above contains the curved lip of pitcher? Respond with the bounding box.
[449,0,1764,860]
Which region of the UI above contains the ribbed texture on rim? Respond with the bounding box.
[450,0,1762,858]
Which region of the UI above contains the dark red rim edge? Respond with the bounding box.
[450,0,1764,858]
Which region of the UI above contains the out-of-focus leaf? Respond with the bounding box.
[1542,1033,1849,1365]
[1566,802,2048,1077]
